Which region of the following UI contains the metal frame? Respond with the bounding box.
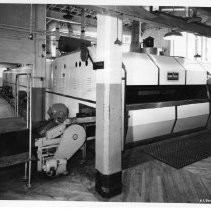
[15,73,32,188]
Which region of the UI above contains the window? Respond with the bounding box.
[170,32,211,62]
[207,38,211,61]
[170,32,187,58]
[121,35,131,53]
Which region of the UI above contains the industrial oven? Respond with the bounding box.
[2,66,32,97]
[2,65,45,122]
[46,47,210,146]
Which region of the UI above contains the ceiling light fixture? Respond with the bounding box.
[114,15,122,46]
[194,53,201,58]
[163,30,183,41]
[163,6,183,41]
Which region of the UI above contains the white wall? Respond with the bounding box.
[141,27,170,56]
[0,4,46,87]
[0,68,5,86]
[170,32,211,61]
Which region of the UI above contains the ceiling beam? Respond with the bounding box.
[48,5,211,37]
[203,17,211,24]
[153,11,211,37]
[195,7,211,17]
[78,5,185,30]
[95,5,158,19]
[79,5,160,24]
[79,5,211,37]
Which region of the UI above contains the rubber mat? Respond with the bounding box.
[140,131,211,169]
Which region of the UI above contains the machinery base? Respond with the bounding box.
[95,170,122,198]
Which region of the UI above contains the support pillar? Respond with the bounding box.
[130,20,140,52]
[32,5,46,122]
[95,13,123,198]
[33,4,46,88]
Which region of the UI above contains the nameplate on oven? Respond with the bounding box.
[167,72,179,80]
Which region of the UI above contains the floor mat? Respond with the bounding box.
[140,131,211,169]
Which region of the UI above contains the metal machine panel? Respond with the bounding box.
[52,48,96,102]
[149,55,185,85]
[173,102,209,133]
[175,57,207,85]
[46,59,53,89]
[198,61,211,84]
[126,106,175,143]
[45,92,96,118]
[122,52,158,85]
[198,61,211,73]
[54,124,86,160]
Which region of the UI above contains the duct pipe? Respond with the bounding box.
[130,20,140,52]
[81,9,85,39]
[29,4,33,40]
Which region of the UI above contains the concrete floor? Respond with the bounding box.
[0,96,15,118]
[0,141,96,200]
[0,128,211,203]
[0,95,211,202]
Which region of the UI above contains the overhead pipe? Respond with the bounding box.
[81,9,85,39]
[185,7,189,58]
[46,20,87,57]
[29,4,33,40]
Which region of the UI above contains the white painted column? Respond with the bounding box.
[32,5,46,122]
[185,32,189,58]
[95,13,123,198]
[33,4,46,88]
[205,37,208,61]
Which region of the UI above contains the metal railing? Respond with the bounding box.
[15,73,32,188]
